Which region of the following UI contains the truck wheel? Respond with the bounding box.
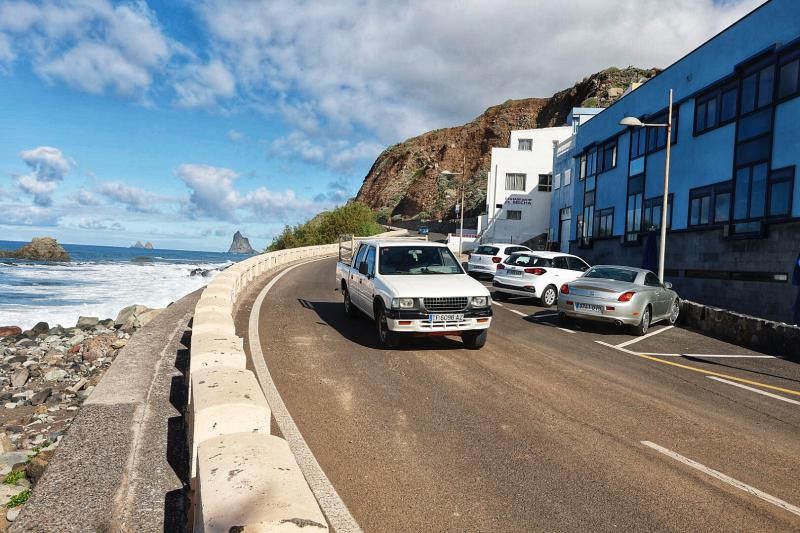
[343,286,358,318]
[375,306,398,348]
[462,329,487,350]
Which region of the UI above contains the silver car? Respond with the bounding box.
[557,265,680,335]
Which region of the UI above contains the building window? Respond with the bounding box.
[630,127,647,159]
[768,167,794,217]
[518,138,532,151]
[582,175,596,243]
[594,208,614,238]
[694,82,738,135]
[563,168,572,186]
[579,154,587,180]
[507,210,522,220]
[778,56,800,100]
[645,106,678,153]
[554,173,561,190]
[689,181,731,227]
[740,64,774,115]
[625,175,643,241]
[538,173,552,192]
[598,139,617,173]
[734,162,769,222]
[643,194,673,230]
[505,173,526,191]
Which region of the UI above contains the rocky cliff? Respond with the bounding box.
[356,67,659,220]
[0,237,71,261]
[228,231,256,254]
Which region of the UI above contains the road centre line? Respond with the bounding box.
[707,376,800,406]
[641,353,776,359]
[249,257,363,533]
[595,341,800,398]
[615,325,673,348]
[640,440,800,518]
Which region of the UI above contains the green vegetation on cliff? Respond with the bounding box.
[267,202,383,251]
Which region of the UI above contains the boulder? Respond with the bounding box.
[114,305,150,328]
[98,318,115,329]
[83,335,116,363]
[0,434,14,454]
[137,309,163,327]
[43,369,67,382]
[48,325,65,336]
[30,388,51,406]
[26,449,54,484]
[10,369,29,389]
[76,316,99,330]
[0,327,21,338]
[0,237,70,261]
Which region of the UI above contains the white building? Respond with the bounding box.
[480,127,572,245]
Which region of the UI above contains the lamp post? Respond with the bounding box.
[619,89,673,282]
[441,153,467,256]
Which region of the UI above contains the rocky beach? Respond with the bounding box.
[0,304,161,528]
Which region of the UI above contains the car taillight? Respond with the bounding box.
[496,263,505,270]
[524,267,547,275]
[491,256,502,263]
[618,291,635,302]
[560,284,569,294]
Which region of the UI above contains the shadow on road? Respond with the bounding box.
[301,299,466,351]
[681,355,800,384]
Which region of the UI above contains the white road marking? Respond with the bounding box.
[249,257,363,533]
[615,325,673,348]
[641,353,776,359]
[706,376,800,406]
[595,340,638,354]
[493,301,575,332]
[532,312,559,318]
[640,440,800,518]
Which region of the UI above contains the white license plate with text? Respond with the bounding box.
[575,303,603,313]
[429,313,465,322]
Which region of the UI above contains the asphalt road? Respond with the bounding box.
[240,258,800,533]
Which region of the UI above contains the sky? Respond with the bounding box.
[0,0,765,252]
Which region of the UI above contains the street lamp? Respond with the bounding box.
[441,153,467,256]
[619,88,673,282]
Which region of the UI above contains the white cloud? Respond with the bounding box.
[97,181,164,213]
[16,146,70,206]
[174,60,236,108]
[0,205,60,226]
[0,0,171,97]
[75,190,100,206]
[177,163,321,221]
[78,219,125,231]
[227,129,245,142]
[195,0,764,143]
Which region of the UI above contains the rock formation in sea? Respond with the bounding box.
[228,231,256,254]
[0,238,70,261]
[130,241,154,249]
[143,242,153,249]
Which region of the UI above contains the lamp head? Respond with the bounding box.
[619,116,644,127]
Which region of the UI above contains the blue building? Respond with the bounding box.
[552,0,800,322]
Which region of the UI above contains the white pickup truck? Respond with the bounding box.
[335,238,493,349]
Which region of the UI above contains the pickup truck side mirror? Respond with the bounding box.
[358,261,370,276]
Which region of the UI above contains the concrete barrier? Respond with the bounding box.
[188,232,405,529]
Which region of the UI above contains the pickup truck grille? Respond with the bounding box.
[423,297,468,313]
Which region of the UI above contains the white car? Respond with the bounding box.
[492,251,591,307]
[467,243,532,278]
[335,239,493,349]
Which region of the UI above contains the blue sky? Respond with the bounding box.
[0,0,763,251]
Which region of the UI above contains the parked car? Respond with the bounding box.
[492,251,590,307]
[557,265,680,335]
[417,225,430,235]
[335,239,493,349]
[467,243,531,278]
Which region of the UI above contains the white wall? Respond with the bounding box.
[485,127,572,244]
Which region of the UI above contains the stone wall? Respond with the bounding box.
[572,221,800,323]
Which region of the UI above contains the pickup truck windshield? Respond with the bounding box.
[379,246,463,275]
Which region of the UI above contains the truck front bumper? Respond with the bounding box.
[384,308,492,333]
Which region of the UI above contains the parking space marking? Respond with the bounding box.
[640,440,800,518]
[641,353,776,359]
[595,341,800,397]
[615,326,673,348]
[707,376,800,406]
[493,302,576,333]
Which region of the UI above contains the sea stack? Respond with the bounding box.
[228,231,256,254]
[0,237,70,261]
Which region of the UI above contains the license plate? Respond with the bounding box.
[506,270,523,276]
[429,313,464,322]
[576,303,603,313]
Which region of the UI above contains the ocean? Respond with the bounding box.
[0,240,251,330]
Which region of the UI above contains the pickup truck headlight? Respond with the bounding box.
[471,296,489,308]
[391,297,417,309]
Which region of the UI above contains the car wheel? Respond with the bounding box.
[632,306,651,336]
[493,290,507,301]
[668,299,680,325]
[540,285,558,308]
[375,306,398,348]
[343,287,358,318]
[462,329,488,350]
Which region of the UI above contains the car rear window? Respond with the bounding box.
[505,254,552,267]
[473,246,499,256]
[583,267,638,283]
